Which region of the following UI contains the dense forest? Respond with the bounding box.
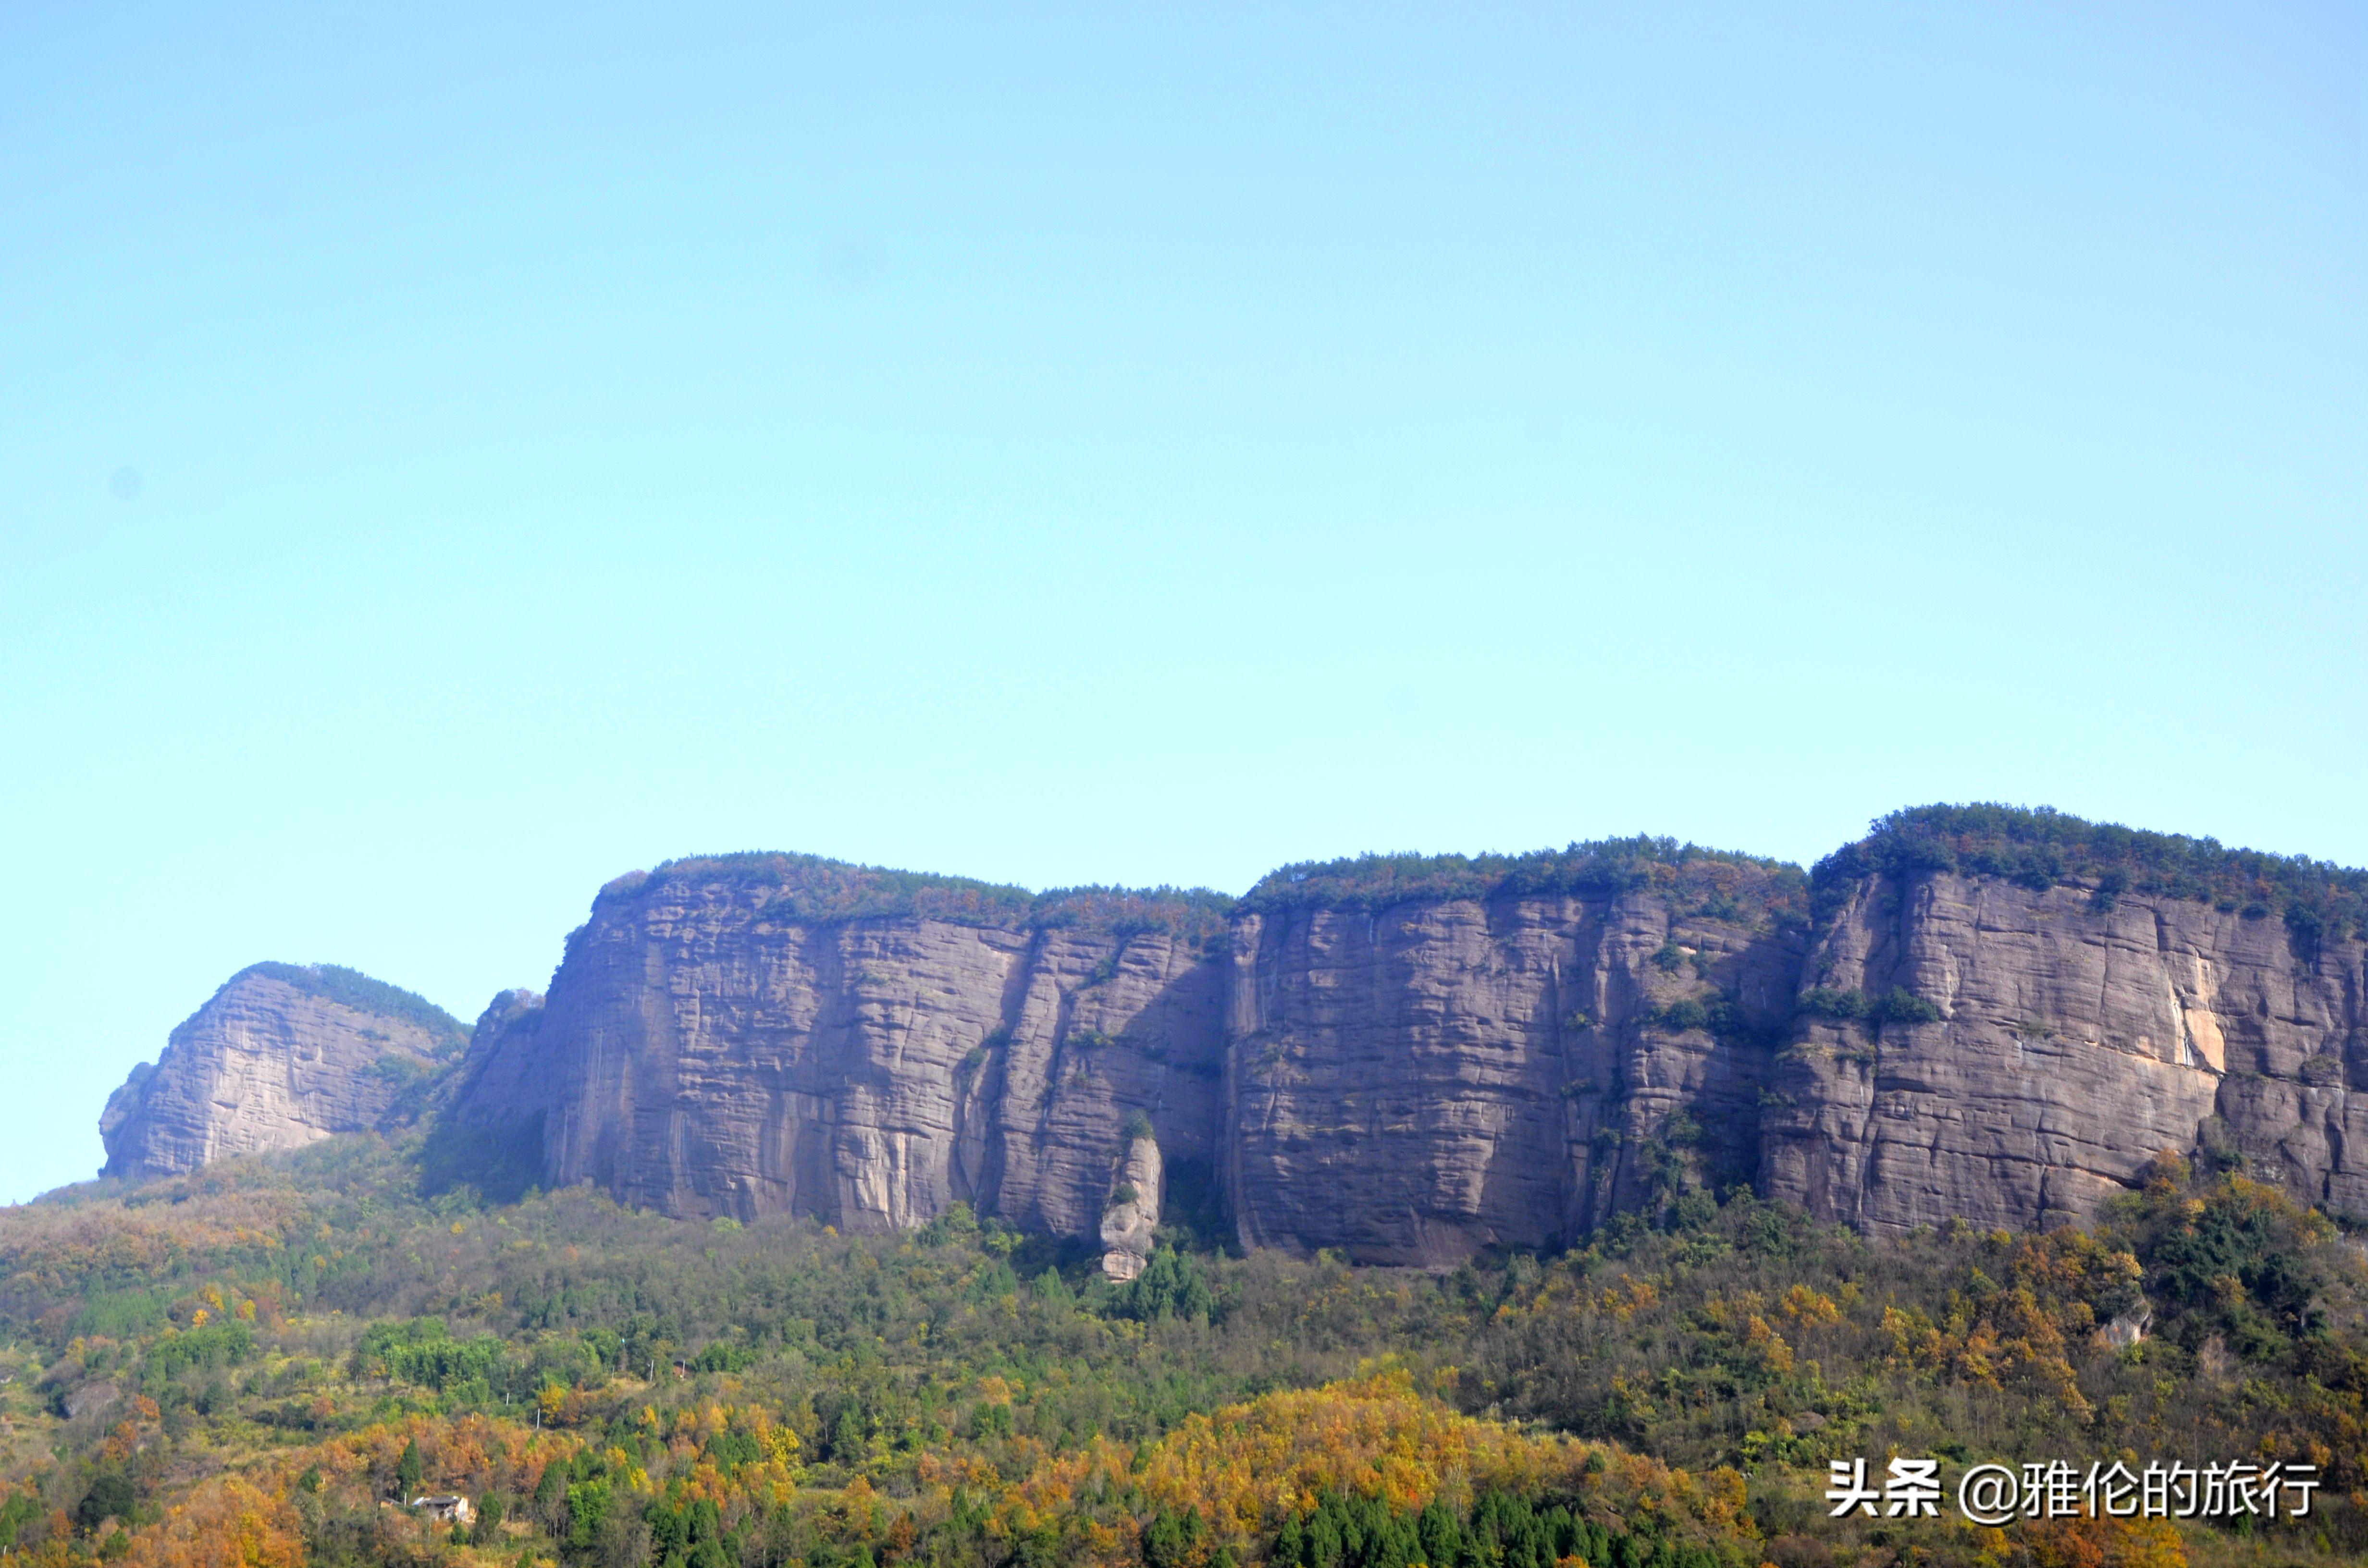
[1,1133,2362,1568]
[1812,807,2368,943]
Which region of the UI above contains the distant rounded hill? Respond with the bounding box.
[99,962,468,1182]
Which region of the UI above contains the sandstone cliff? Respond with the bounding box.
[1762,833,2368,1237]
[443,857,1231,1238]
[435,817,2367,1258]
[115,807,2368,1263]
[1100,1135,1163,1280]
[1221,845,1806,1265]
[101,964,468,1180]
[442,842,1815,1260]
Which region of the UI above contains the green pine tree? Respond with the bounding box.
[396,1438,422,1502]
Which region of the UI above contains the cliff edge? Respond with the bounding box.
[104,807,2368,1263]
[1763,806,2368,1236]
[440,857,1233,1239]
[100,963,468,1180]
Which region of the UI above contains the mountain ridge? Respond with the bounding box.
[92,805,2368,1269]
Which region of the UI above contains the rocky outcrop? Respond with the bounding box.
[1100,1136,1163,1280]
[118,809,2368,1261]
[444,858,1229,1237]
[447,844,1812,1261]
[1761,870,2368,1236]
[441,823,2368,1257]
[101,964,467,1180]
[1223,867,1805,1265]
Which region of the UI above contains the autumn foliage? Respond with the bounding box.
[118,1479,301,1568]
[1129,1370,1746,1555]
[1,1136,2363,1568]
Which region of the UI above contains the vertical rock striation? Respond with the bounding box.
[444,857,1229,1237]
[1100,1135,1163,1280]
[1221,847,1807,1263]
[444,843,1812,1261]
[111,808,2368,1260]
[100,964,467,1180]
[1761,864,2368,1236]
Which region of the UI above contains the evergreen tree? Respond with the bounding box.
[395,1438,423,1502]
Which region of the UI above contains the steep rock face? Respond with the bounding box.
[1761,871,2368,1235]
[1099,1136,1163,1280]
[432,814,2368,1256]
[101,964,466,1180]
[449,862,1227,1236]
[1224,883,1804,1265]
[450,990,546,1115]
[448,847,1813,1259]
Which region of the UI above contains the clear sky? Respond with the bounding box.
[1,2,2361,1203]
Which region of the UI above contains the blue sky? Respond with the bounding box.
[1,1,2360,1202]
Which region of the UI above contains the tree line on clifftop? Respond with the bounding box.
[574,805,2368,963]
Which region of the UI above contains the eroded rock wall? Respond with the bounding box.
[101,967,459,1180]
[1760,872,2368,1235]
[131,827,2368,1258]
[449,875,1225,1236]
[1223,891,1803,1264]
[452,873,1813,1261]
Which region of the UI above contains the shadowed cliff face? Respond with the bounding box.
[1761,871,2368,1237]
[454,842,2364,1258]
[448,872,1226,1238]
[101,966,462,1180]
[446,847,1814,1262]
[111,814,2368,1261]
[1224,892,1803,1265]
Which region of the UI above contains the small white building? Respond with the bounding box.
[410,1495,475,1526]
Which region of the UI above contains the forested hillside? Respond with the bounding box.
[0,1136,2361,1568]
